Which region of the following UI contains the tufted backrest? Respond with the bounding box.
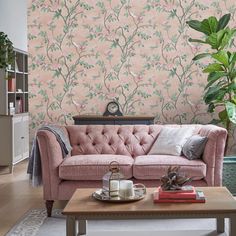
[66,125,161,157]
[65,124,202,158]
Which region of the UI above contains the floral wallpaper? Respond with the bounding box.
[28,0,236,155]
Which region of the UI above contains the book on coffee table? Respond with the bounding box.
[157,186,197,199]
[153,189,206,203]
[159,185,195,193]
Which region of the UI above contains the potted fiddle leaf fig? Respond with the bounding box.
[187,14,236,195]
[186,13,236,138]
[0,32,14,70]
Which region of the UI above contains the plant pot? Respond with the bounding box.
[223,156,236,195]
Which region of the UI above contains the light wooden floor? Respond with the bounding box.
[0,159,65,236]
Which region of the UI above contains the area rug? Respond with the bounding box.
[6,209,229,236]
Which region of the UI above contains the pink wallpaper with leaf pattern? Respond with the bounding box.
[28,0,236,155]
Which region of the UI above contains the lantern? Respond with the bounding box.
[102,161,124,197]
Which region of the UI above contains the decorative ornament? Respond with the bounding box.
[160,166,192,191]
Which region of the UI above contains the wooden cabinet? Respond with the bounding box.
[0,49,29,172]
[0,113,29,172]
[73,115,155,125]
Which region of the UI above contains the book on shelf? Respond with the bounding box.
[153,189,206,203]
[157,186,197,199]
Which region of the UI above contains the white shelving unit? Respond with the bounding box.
[0,48,29,173]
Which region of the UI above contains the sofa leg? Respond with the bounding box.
[46,200,54,217]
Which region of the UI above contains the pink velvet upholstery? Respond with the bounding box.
[66,125,162,157]
[59,154,134,180]
[133,155,206,180]
[36,124,227,203]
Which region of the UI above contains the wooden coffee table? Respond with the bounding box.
[62,187,236,236]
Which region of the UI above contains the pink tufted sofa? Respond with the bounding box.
[37,124,227,216]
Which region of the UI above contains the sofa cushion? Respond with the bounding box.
[148,127,195,156]
[59,154,134,180]
[182,135,208,160]
[133,155,206,180]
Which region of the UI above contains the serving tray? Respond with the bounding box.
[92,188,146,203]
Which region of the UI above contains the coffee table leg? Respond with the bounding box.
[216,217,225,233]
[66,216,77,236]
[229,214,236,236]
[78,220,87,235]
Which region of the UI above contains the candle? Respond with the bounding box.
[119,180,134,199]
[109,180,119,197]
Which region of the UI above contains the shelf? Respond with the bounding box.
[15,71,24,74]
[7,69,15,73]
[0,48,29,172]
[0,49,28,116]
[7,69,25,74]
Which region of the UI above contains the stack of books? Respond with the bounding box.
[153,185,206,203]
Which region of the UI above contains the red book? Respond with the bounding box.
[153,190,205,203]
[158,187,196,199]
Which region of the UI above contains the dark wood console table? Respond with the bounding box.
[72,115,155,125]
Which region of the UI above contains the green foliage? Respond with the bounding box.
[187,13,236,128]
[0,32,15,70]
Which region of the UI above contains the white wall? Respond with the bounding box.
[0,0,27,52]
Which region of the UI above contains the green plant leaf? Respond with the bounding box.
[212,50,229,66]
[217,13,231,31]
[205,30,224,49]
[226,101,236,124]
[232,96,236,104]
[188,38,207,44]
[205,72,227,89]
[201,16,218,35]
[227,82,236,92]
[204,85,226,103]
[203,63,224,73]
[219,28,236,50]
[229,52,236,64]
[192,53,211,61]
[186,20,204,33]
[219,109,228,122]
[0,32,15,69]
[229,69,236,80]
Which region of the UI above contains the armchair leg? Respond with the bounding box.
[45,200,54,217]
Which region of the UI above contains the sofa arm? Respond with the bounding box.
[37,130,65,200]
[198,125,227,186]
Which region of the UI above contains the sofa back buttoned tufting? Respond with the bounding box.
[66,125,162,158]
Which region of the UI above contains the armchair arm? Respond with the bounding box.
[37,129,66,200]
[198,125,227,186]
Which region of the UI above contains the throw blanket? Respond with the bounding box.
[27,125,72,187]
